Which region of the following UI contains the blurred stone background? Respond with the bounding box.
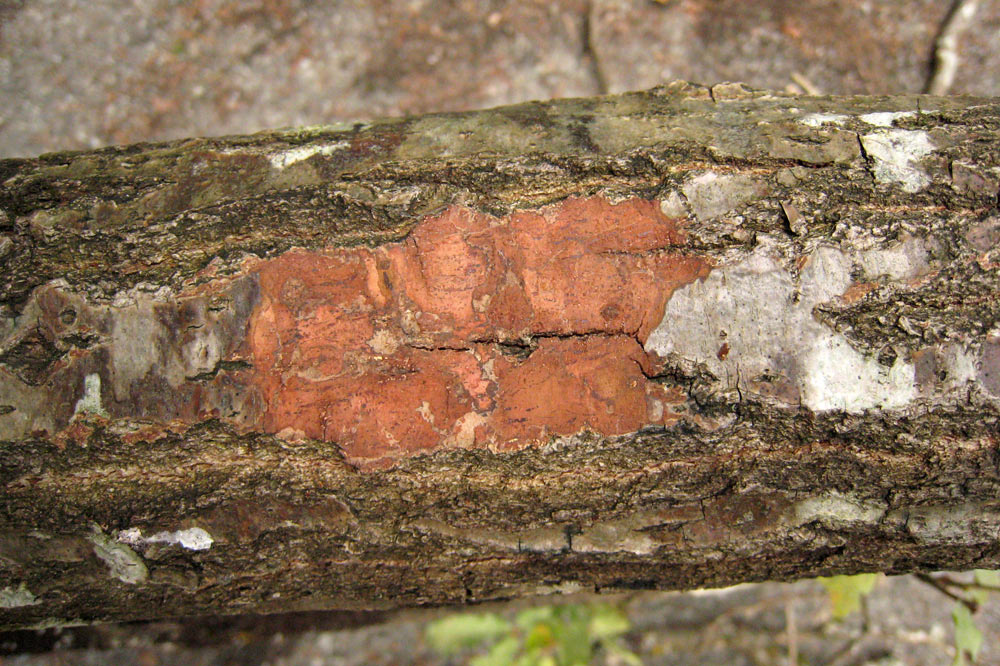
[2,0,1000,663]
[3,576,1000,665]
[3,0,1000,158]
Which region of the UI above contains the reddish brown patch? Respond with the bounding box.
[839,281,877,305]
[245,197,709,466]
[52,416,193,449]
[51,418,100,450]
[348,130,404,158]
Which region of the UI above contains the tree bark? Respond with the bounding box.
[1,82,999,629]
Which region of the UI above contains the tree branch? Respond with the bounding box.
[1,83,1000,629]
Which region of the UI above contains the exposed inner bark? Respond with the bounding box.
[247,197,707,466]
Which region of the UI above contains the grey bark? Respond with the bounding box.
[1,82,1000,629]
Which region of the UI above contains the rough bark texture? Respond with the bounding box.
[1,82,1000,629]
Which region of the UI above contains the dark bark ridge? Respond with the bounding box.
[1,82,999,628]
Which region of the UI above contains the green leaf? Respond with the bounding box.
[819,573,880,620]
[551,605,593,665]
[424,612,511,655]
[588,605,630,641]
[973,569,1000,586]
[952,602,983,666]
[514,647,546,666]
[516,605,557,630]
[524,622,555,651]
[972,570,1000,606]
[438,603,635,666]
[472,635,522,666]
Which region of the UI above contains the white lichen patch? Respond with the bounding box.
[645,241,918,414]
[572,519,657,555]
[894,503,1000,543]
[658,190,688,217]
[800,336,916,411]
[800,113,849,127]
[860,129,935,193]
[414,508,673,556]
[856,236,930,281]
[88,530,148,584]
[111,283,175,308]
[0,583,40,608]
[269,141,350,170]
[859,111,917,127]
[945,345,979,385]
[681,172,765,221]
[367,329,399,355]
[794,491,888,525]
[792,492,887,527]
[149,527,213,551]
[73,373,107,417]
[118,526,214,552]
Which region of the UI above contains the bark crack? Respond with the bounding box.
[185,359,253,382]
[406,329,641,359]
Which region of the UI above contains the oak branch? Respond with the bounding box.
[1,82,999,628]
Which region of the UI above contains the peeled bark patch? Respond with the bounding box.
[0,195,707,466]
[248,196,708,465]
